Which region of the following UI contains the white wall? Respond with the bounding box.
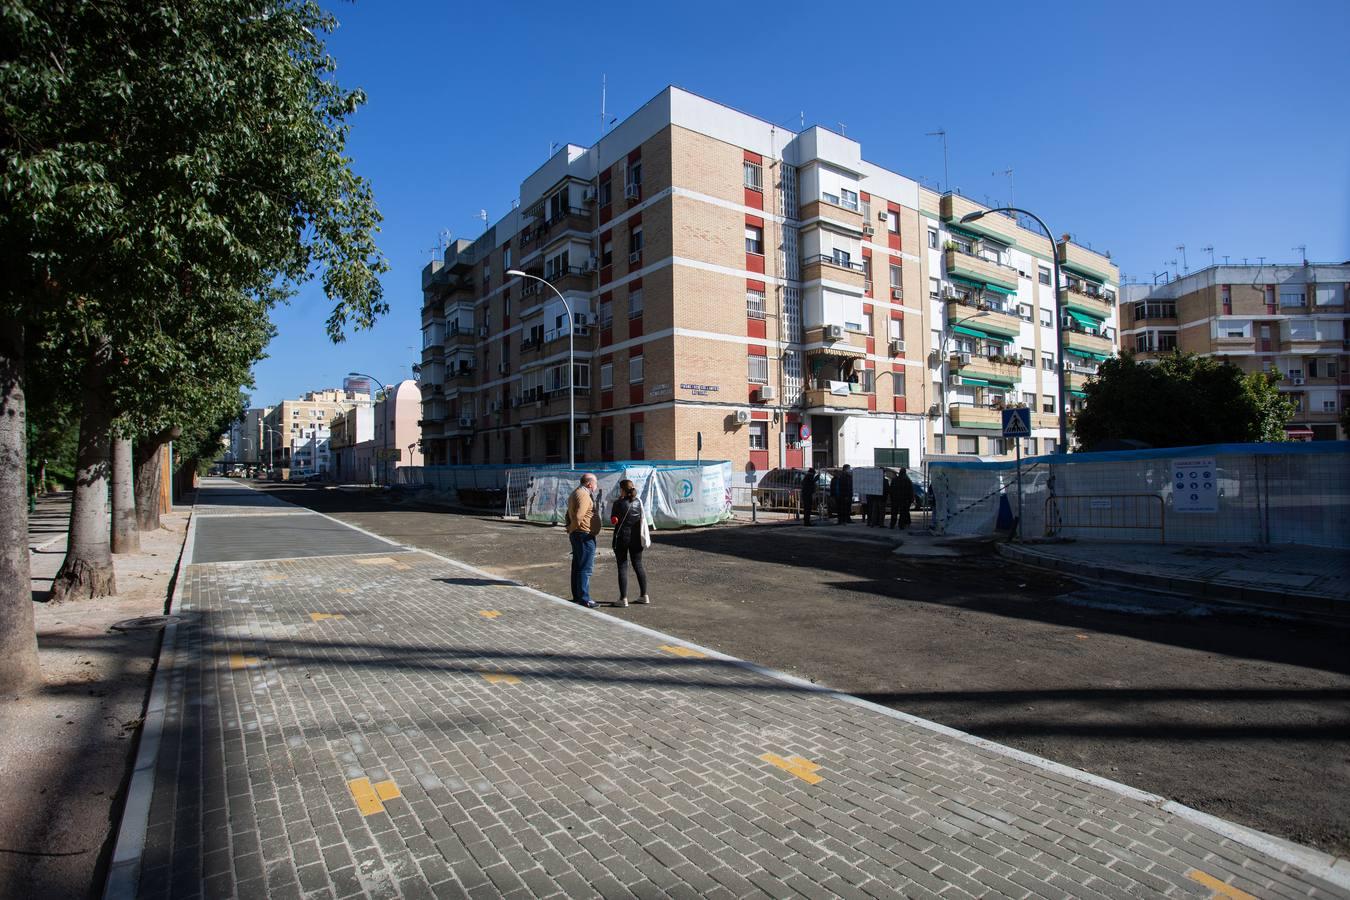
[841,414,925,469]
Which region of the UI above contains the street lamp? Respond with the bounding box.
[940,310,990,453]
[263,426,284,476]
[961,207,1068,451]
[349,372,388,485]
[506,269,575,469]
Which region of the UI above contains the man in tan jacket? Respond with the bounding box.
[566,473,602,607]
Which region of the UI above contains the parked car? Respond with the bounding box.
[752,468,808,510]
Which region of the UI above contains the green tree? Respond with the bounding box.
[1,1,387,691]
[1072,351,1294,450]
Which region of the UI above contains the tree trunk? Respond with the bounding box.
[110,436,139,554]
[134,426,178,531]
[0,326,42,692]
[50,347,117,602]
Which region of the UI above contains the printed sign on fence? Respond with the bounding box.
[1171,457,1218,513]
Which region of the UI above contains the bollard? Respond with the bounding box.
[751,498,758,523]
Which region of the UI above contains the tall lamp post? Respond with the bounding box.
[349,372,388,485]
[264,426,284,477]
[961,207,1068,451]
[940,310,990,452]
[506,269,575,469]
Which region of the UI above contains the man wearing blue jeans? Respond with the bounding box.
[565,473,602,608]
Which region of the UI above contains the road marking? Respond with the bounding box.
[374,779,401,802]
[263,574,286,582]
[660,645,708,658]
[347,777,384,816]
[1075,634,1089,640]
[309,613,346,622]
[228,654,261,670]
[335,588,355,594]
[479,610,502,619]
[1187,869,1257,900]
[355,556,411,570]
[760,753,823,785]
[480,672,521,685]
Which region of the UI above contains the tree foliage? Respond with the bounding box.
[1073,351,1295,450]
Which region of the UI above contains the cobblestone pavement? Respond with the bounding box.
[122,482,1350,899]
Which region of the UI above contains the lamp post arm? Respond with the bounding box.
[509,271,576,469]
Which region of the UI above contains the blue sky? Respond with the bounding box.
[251,0,1350,407]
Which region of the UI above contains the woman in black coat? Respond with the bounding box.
[608,478,650,607]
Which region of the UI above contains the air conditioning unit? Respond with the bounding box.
[957,352,972,364]
[629,250,642,263]
[949,373,963,386]
[863,225,876,236]
[1292,376,1305,385]
[825,324,844,341]
[890,340,906,356]
[579,257,595,273]
[582,186,597,202]
[927,404,941,418]
[576,422,591,435]
[458,416,474,427]
[891,288,903,300]
[624,183,640,200]
[758,385,777,401]
[734,409,752,424]
[878,211,889,221]
[478,325,489,337]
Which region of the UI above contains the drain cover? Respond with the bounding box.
[110,615,182,632]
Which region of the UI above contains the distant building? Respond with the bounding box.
[1122,263,1349,440]
[343,374,373,400]
[330,405,374,482]
[261,389,363,475]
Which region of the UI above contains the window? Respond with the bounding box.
[503,247,512,271]
[630,225,644,255]
[1042,353,1054,371]
[746,288,766,319]
[888,318,902,340]
[933,434,945,454]
[627,160,642,190]
[745,225,764,254]
[631,421,645,452]
[1324,399,1338,413]
[629,354,644,384]
[628,287,643,319]
[929,277,940,300]
[1039,308,1053,327]
[601,238,613,268]
[889,264,902,289]
[1280,289,1306,308]
[1315,284,1344,306]
[1042,394,1055,413]
[957,436,979,455]
[863,312,874,336]
[748,422,767,450]
[748,356,768,384]
[860,369,875,392]
[927,228,938,249]
[601,425,614,456]
[1221,284,1232,314]
[992,438,1009,455]
[891,211,902,233]
[1022,392,1035,407]
[1039,267,1051,286]
[1044,439,1057,455]
[1026,437,1038,454]
[743,160,763,191]
[598,180,612,207]
[838,187,859,211]
[888,372,906,394]
[600,363,613,390]
[831,247,851,267]
[599,300,612,329]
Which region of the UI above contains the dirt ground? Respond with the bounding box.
[267,483,1350,859]
[0,511,188,899]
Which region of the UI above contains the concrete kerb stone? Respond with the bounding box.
[102,505,198,900]
[295,501,1350,888]
[997,541,1346,622]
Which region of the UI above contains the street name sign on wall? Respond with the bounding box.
[1001,408,1031,438]
[1171,457,1218,513]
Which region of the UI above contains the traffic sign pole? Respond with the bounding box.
[1016,438,1023,540]
[1001,408,1031,540]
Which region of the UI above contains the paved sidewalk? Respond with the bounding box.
[1000,541,1350,616]
[112,480,1350,898]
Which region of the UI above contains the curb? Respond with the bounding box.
[102,509,198,900]
[997,542,1349,624]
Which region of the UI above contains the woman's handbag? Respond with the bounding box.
[638,508,652,549]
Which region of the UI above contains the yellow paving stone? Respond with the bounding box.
[659,645,708,659]
[1187,869,1257,900]
[759,752,823,785]
[347,777,384,816]
[374,779,401,802]
[227,654,261,670]
[480,672,522,685]
[355,557,398,566]
[309,612,346,622]
[478,610,501,619]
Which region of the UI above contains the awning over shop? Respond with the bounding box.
[1285,426,1315,440]
[1065,347,1109,361]
[1064,308,1104,329]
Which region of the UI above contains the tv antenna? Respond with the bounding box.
[993,167,1014,208]
[1293,245,1307,265]
[925,129,949,193]
[1175,244,1188,274]
[1201,245,1214,267]
[598,74,616,138]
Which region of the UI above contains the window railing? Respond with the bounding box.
[804,254,865,272]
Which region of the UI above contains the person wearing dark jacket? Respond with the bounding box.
[836,464,853,525]
[801,467,818,526]
[608,478,650,608]
[889,470,914,529]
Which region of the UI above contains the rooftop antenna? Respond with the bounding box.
[1202,245,1214,267]
[1175,244,1188,274]
[925,129,949,193]
[838,122,847,137]
[1223,255,1230,265]
[439,228,452,250]
[800,111,805,128]
[993,167,1014,208]
[598,74,616,138]
[1257,256,1266,267]
[476,209,488,234]
[1293,245,1307,265]
[548,141,559,159]
[425,238,440,263]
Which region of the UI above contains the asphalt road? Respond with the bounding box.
[254,482,1350,858]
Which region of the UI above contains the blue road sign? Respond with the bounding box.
[1001,407,1031,438]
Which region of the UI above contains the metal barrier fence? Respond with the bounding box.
[931,441,1350,548]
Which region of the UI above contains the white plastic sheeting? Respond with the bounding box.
[517,463,733,530]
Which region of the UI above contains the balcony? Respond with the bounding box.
[1057,241,1115,285]
[1066,370,1096,392]
[948,404,1002,430]
[1131,302,1177,325]
[944,248,1018,291]
[799,198,864,231]
[941,193,1020,245]
[1063,285,1113,320]
[801,254,867,289]
[946,298,1022,338]
[540,207,592,242]
[804,382,871,411]
[1033,413,1060,431]
[804,325,867,356]
[518,387,593,420]
[445,324,477,348]
[1063,326,1114,356]
[953,353,1022,386]
[544,265,596,294]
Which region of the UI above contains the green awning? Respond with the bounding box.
[950,275,987,291]
[1061,260,1112,284]
[1066,347,1109,361]
[982,283,1016,296]
[952,324,990,338]
[1065,308,1103,329]
[958,377,992,387]
[947,224,985,243]
[983,369,1020,386]
[1070,389,1088,399]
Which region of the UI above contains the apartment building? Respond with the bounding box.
[417,87,1118,473]
[262,388,368,474]
[1122,264,1349,440]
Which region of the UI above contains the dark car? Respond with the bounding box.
[752,468,807,510]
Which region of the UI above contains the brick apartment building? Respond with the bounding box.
[262,388,368,475]
[417,87,1119,473]
[1122,264,1349,440]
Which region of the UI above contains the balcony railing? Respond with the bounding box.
[803,254,865,272]
[820,192,859,212]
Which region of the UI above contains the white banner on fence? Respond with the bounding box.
[1171,457,1218,513]
[520,464,731,529]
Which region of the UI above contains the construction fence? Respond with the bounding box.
[930,441,1350,549]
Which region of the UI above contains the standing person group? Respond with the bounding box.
[608,479,651,607]
[833,464,853,525]
[888,469,914,530]
[800,467,818,526]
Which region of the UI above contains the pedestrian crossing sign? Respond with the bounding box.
[1001,408,1031,438]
